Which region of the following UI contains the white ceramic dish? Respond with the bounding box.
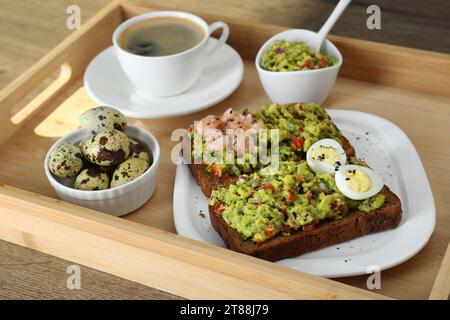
[45,125,160,217]
[255,29,342,104]
[173,109,435,278]
[84,39,244,119]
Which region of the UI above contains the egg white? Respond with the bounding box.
[306,138,347,175]
[335,164,383,200]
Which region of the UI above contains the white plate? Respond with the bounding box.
[84,39,244,119]
[173,109,436,278]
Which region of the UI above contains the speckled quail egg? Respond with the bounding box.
[48,143,84,178]
[77,139,87,149]
[82,129,130,166]
[80,106,127,135]
[129,138,151,164]
[110,158,149,188]
[74,167,110,191]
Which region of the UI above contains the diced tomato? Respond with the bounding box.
[318,57,328,68]
[263,183,275,191]
[209,164,229,180]
[296,175,303,183]
[292,136,304,150]
[265,225,276,236]
[188,126,193,133]
[210,164,223,177]
[285,190,296,202]
[302,59,312,68]
[213,201,224,214]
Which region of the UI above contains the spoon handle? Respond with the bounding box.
[313,0,352,52]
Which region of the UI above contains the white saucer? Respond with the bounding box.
[84,38,244,119]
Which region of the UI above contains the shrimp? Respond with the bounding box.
[203,128,224,152]
[195,115,222,133]
[199,109,265,154]
[224,118,247,130]
[223,113,253,130]
[221,108,252,127]
[206,135,226,152]
[221,108,235,122]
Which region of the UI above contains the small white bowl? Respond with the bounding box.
[44,125,160,216]
[255,29,343,104]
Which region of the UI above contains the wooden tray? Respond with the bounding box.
[0,0,449,300]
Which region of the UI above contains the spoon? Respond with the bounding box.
[309,0,351,52]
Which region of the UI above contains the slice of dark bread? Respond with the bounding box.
[189,135,355,198]
[209,186,402,261]
[189,162,237,199]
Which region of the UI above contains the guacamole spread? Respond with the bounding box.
[261,40,337,72]
[254,103,342,156]
[191,103,344,179]
[210,160,385,243]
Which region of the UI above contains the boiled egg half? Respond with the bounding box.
[335,164,383,200]
[306,139,346,174]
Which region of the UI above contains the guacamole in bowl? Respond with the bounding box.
[261,40,337,72]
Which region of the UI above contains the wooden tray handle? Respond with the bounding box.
[0,0,123,145]
[0,62,73,145]
[10,64,73,125]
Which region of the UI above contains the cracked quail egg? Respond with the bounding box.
[48,143,84,178]
[82,129,130,166]
[74,167,110,191]
[129,138,151,164]
[80,106,127,135]
[110,158,149,188]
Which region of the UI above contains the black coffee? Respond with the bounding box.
[119,16,205,57]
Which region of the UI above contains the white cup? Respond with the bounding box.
[113,11,229,97]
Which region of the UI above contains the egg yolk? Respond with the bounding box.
[344,170,371,192]
[311,146,339,164]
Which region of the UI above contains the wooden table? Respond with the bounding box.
[0,0,449,300]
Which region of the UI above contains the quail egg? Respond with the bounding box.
[74,167,110,191]
[80,106,127,135]
[110,158,149,188]
[76,139,86,149]
[306,138,346,175]
[129,138,151,164]
[335,165,383,200]
[82,129,130,166]
[48,143,84,178]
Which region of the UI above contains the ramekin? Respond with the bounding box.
[44,125,160,216]
[255,29,343,104]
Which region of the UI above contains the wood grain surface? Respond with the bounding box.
[0,0,449,300]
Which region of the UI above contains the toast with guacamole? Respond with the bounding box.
[187,103,402,261]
